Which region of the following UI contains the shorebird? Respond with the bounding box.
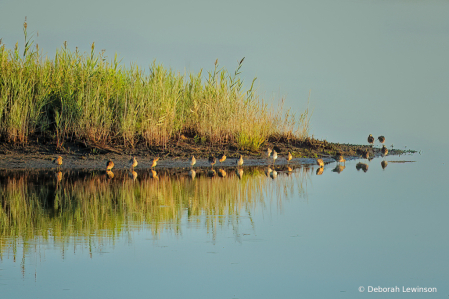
[335,154,346,165]
[381,160,388,169]
[190,155,196,168]
[219,153,226,164]
[287,152,292,163]
[53,156,63,167]
[188,169,196,179]
[266,148,272,158]
[272,150,278,165]
[378,136,385,144]
[316,158,324,167]
[237,155,244,167]
[106,160,114,171]
[209,156,216,167]
[151,157,159,169]
[368,134,374,146]
[381,145,388,156]
[128,156,138,169]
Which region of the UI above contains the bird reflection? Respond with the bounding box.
[129,170,138,180]
[356,162,369,173]
[218,169,227,178]
[335,154,346,165]
[236,168,244,179]
[270,170,278,179]
[381,160,388,169]
[332,165,345,174]
[188,169,196,179]
[55,171,63,182]
[207,169,216,178]
[150,169,158,179]
[106,170,114,179]
[316,167,324,175]
[265,167,272,177]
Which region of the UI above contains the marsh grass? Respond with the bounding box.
[0,22,310,150]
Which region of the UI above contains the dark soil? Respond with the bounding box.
[0,136,411,170]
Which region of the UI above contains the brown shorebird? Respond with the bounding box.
[151,157,159,169]
[106,160,114,171]
[287,152,292,163]
[190,155,196,168]
[219,154,226,164]
[378,136,385,144]
[335,154,346,165]
[53,156,63,167]
[209,156,216,167]
[128,156,138,169]
[368,134,374,146]
[272,150,278,165]
[316,158,324,167]
[237,155,244,167]
[266,148,272,158]
[381,145,388,156]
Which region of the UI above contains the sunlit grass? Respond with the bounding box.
[0,21,310,150]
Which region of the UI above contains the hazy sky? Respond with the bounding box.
[1,0,448,149]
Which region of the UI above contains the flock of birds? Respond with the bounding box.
[51,134,389,180]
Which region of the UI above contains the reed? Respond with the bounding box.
[0,22,310,150]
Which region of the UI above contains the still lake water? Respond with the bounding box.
[1,148,447,298]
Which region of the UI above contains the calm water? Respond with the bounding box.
[1,149,448,298]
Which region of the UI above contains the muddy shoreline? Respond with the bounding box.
[0,137,408,170]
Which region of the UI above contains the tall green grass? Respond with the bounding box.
[0,21,310,150]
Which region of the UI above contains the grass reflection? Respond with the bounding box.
[0,166,310,258]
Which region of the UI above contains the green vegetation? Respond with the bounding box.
[0,21,310,151]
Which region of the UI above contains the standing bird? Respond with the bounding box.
[367,134,374,146]
[381,145,388,156]
[316,158,324,167]
[335,154,346,165]
[128,156,138,169]
[209,156,216,167]
[266,148,272,158]
[287,152,292,163]
[106,160,114,171]
[219,153,226,164]
[272,150,278,165]
[378,136,385,144]
[237,155,244,167]
[190,155,196,168]
[151,157,160,169]
[53,156,63,167]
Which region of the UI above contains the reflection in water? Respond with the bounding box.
[381,160,388,169]
[265,167,272,177]
[356,163,369,173]
[217,169,226,178]
[332,165,345,173]
[129,170,138,180]
[188,169,196,179]
[316,167,324,175]
[270,170,278,179]
[0,167,309,265]
[106,170,114,179]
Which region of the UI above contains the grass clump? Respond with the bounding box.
[0,21,310,151]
